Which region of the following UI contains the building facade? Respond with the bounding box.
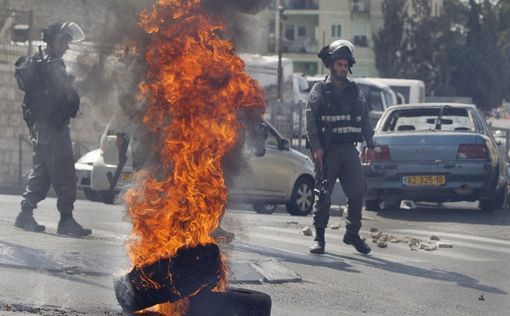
[262,0,443,76]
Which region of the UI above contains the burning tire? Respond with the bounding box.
[114,244,222,313]
[187,287,272,316]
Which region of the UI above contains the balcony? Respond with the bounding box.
[267,37,319,54]
[268,0,318,10]
[284,0,319,10]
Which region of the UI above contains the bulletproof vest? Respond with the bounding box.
[317,80,363,146]
[23,54,77,129]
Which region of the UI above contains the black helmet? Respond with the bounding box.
[318,39,356,69]
[41,21,85,44]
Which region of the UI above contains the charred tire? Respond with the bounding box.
[187,287,272,316]
[365,198,381,211]
[253,203,277,214]
[83,188,101,202]
[286,177,314,216]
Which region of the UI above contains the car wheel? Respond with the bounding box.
[83,188,101,202]
[99,191,116,205]
[481,184,507,212]
[365,198,381,211]
[253,203,277,214]
[286,177,314,216]
[382,199,400,210]
[496,183,508,209]
[479,198,495,212]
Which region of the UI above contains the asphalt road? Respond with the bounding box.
[0,194,509,315]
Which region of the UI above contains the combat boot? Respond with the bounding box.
[343,233,371,255]
[310,227,325,254]
[14,211,45,232]
[57,213,92,237]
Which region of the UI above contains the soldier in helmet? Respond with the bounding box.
[306,39,375,255]
[13,21,92,237]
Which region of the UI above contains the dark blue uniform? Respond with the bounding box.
[305,75,374,236]
[19,51,80,218]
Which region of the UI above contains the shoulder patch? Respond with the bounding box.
[308,88,321,104]
[357,86,367,102]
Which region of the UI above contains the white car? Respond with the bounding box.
[77,121,316,216]
[75,148,103,202]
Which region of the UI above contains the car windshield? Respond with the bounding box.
[381,107,478,132]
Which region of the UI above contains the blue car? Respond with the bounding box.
[363,103,507,212]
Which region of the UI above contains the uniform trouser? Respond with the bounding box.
[312,143,366,235]
[21,124,76,214]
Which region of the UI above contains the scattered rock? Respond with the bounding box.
[362,215,375,221]
[360,235,366,241]
[421,243,438,251]
[369,227,378,233]
[408,239,421,250]
[330,223,341,230]
[478,295,485,301]
[370,231,382,239]
[430,235,440,241]
[301,226,313,236]
[377,240,388,248]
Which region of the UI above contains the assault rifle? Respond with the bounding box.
[314,122,332,205]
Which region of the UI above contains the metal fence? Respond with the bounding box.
[246,64,308,152]
[0,7,106,78]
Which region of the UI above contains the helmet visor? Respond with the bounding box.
[61,22,85,43]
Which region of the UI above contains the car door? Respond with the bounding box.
[233,128,292,200]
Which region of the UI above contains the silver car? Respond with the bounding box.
[363,103,507,212]
[81,121,315,216]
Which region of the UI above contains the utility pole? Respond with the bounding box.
[277,0,285,102]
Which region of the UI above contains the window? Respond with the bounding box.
[265,130,279,149]
[331,24,341,38]
[285,25,295,40]
[297,26,306,38]
[382,108,476,132]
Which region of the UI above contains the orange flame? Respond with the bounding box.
[124,0,265,314]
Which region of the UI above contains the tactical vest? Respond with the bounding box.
[317,80,363,146]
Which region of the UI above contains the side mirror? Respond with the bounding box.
[280,138,290,150]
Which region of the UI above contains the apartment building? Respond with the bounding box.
[260,0,443,76]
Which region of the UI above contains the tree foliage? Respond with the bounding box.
[373,0,406,78]
[374,0,510,110]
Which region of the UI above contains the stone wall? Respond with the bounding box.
[0,64,26,187]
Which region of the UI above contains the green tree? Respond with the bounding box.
[498,0,510,101]
[452,0,506,110]
[373,0,469,97]
[372,0,407,78]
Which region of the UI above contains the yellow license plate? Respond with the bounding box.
[122,172,134,182]
[403,175,445,187]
